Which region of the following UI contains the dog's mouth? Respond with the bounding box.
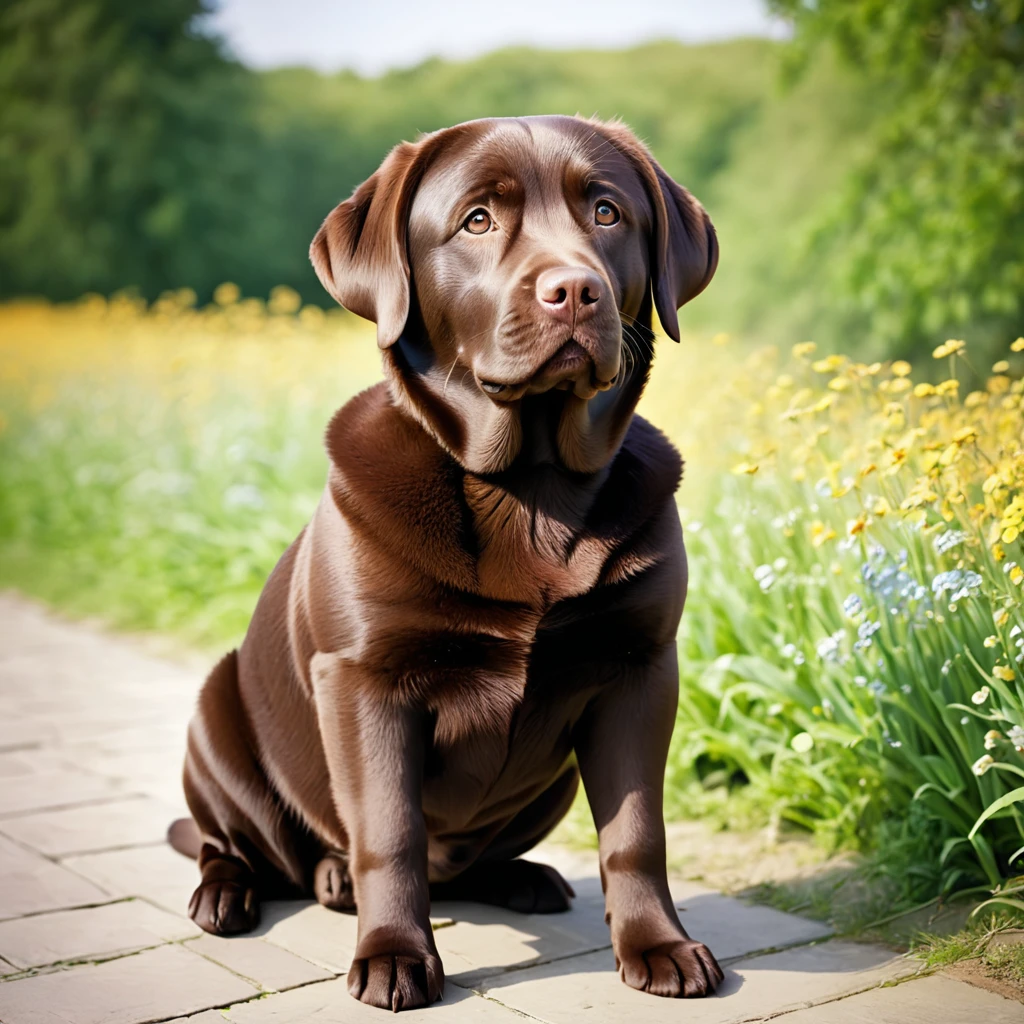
[479,338,618,402]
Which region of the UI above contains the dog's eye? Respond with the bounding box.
[595,201,620,227]
[463,209,492,234]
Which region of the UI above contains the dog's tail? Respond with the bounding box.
[167,817,203,860]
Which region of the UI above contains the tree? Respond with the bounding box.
[0,0,260,300]
[770,0,1024,355]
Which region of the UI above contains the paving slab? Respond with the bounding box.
[0,898,200,970]
[0,769,137,819]
[223,975,530,1022]
[0,749,78,778]
[477,939,918,1024]
[186,931,335,992]
[432,894,613,986]
[255,901,360,973]
[434,883,831,988]
[62,841,201,915]
[674,889,833,963]
[0,715,58,752]
[776,973,1022,1022]
[0,834,108,920]
[0,943,258,1024]
[0,795,183,856]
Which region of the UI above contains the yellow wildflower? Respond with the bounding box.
[872,497,892,517]
[891,360,912,377]
[812,355,844,373]
[1011,337,1024,352]
[913,382,936,398]
[792,342,817,359]
[935,379,960,396]
[847,513,868,536]
[994,608,1010,628]
[1004,526,1021,545]
[992,665,1015,682]
[213,282,241,306]
[810,521,837,547]
[733,461,759,475]
[933,339,966,359]
[993,360,1010,373]
[1010,565,1024,586]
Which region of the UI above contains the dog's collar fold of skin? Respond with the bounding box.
[387,319,651,477]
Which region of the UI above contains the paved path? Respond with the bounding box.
[0,594,1018,1023]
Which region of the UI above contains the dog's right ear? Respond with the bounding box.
[310,140,425,349]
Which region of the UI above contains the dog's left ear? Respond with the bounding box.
[592,121,718,342]
[310,129,456,349]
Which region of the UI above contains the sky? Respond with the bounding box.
[208,0,788,76]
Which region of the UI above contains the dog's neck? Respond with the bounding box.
[383,327,652,477]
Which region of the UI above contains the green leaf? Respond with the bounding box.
[968,787,1024,839]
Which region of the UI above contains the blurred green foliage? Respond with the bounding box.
[1,0,1021,356]
[0,0,263,300]
[0,0,876,347]
[770,0,1024,356]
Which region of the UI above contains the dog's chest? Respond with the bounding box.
[463,476,609,605]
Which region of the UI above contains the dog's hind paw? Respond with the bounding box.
[188,879,259,935]
[314,850,356,912]
[433,858,575,914]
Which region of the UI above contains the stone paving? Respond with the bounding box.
[0,593,1020,1023]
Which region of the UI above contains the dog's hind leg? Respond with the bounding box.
[181,650,311,934]
[431,764,579,913]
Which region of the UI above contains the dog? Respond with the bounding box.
[168,114,722,1011]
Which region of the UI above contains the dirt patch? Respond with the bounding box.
[943,960,1024,1004]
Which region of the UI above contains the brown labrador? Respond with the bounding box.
[169,114,721,1011]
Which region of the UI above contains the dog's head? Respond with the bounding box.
[311,115,716,474]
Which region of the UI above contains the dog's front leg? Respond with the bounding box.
[311,653,443,1012]
[574,643,724,999]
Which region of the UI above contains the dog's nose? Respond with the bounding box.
[535,267,602,324]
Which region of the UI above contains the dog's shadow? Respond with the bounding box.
[248,873,806,1004]
[249,868,892,1011]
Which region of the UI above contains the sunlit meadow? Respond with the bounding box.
[1,289,1022,908]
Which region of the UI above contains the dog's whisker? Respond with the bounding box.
[442,357,459,396]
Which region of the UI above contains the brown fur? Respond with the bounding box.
[171,115,723,1011]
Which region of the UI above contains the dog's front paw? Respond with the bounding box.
[187,880,259,935]
[348,950,444,1011]
[616,938,723,998]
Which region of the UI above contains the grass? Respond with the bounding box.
[1,292,1023,917]
[912,912,1024,990]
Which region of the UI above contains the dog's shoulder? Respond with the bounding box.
[322,382,478,590]
[583,416,684,591]
[589,415,683,532]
